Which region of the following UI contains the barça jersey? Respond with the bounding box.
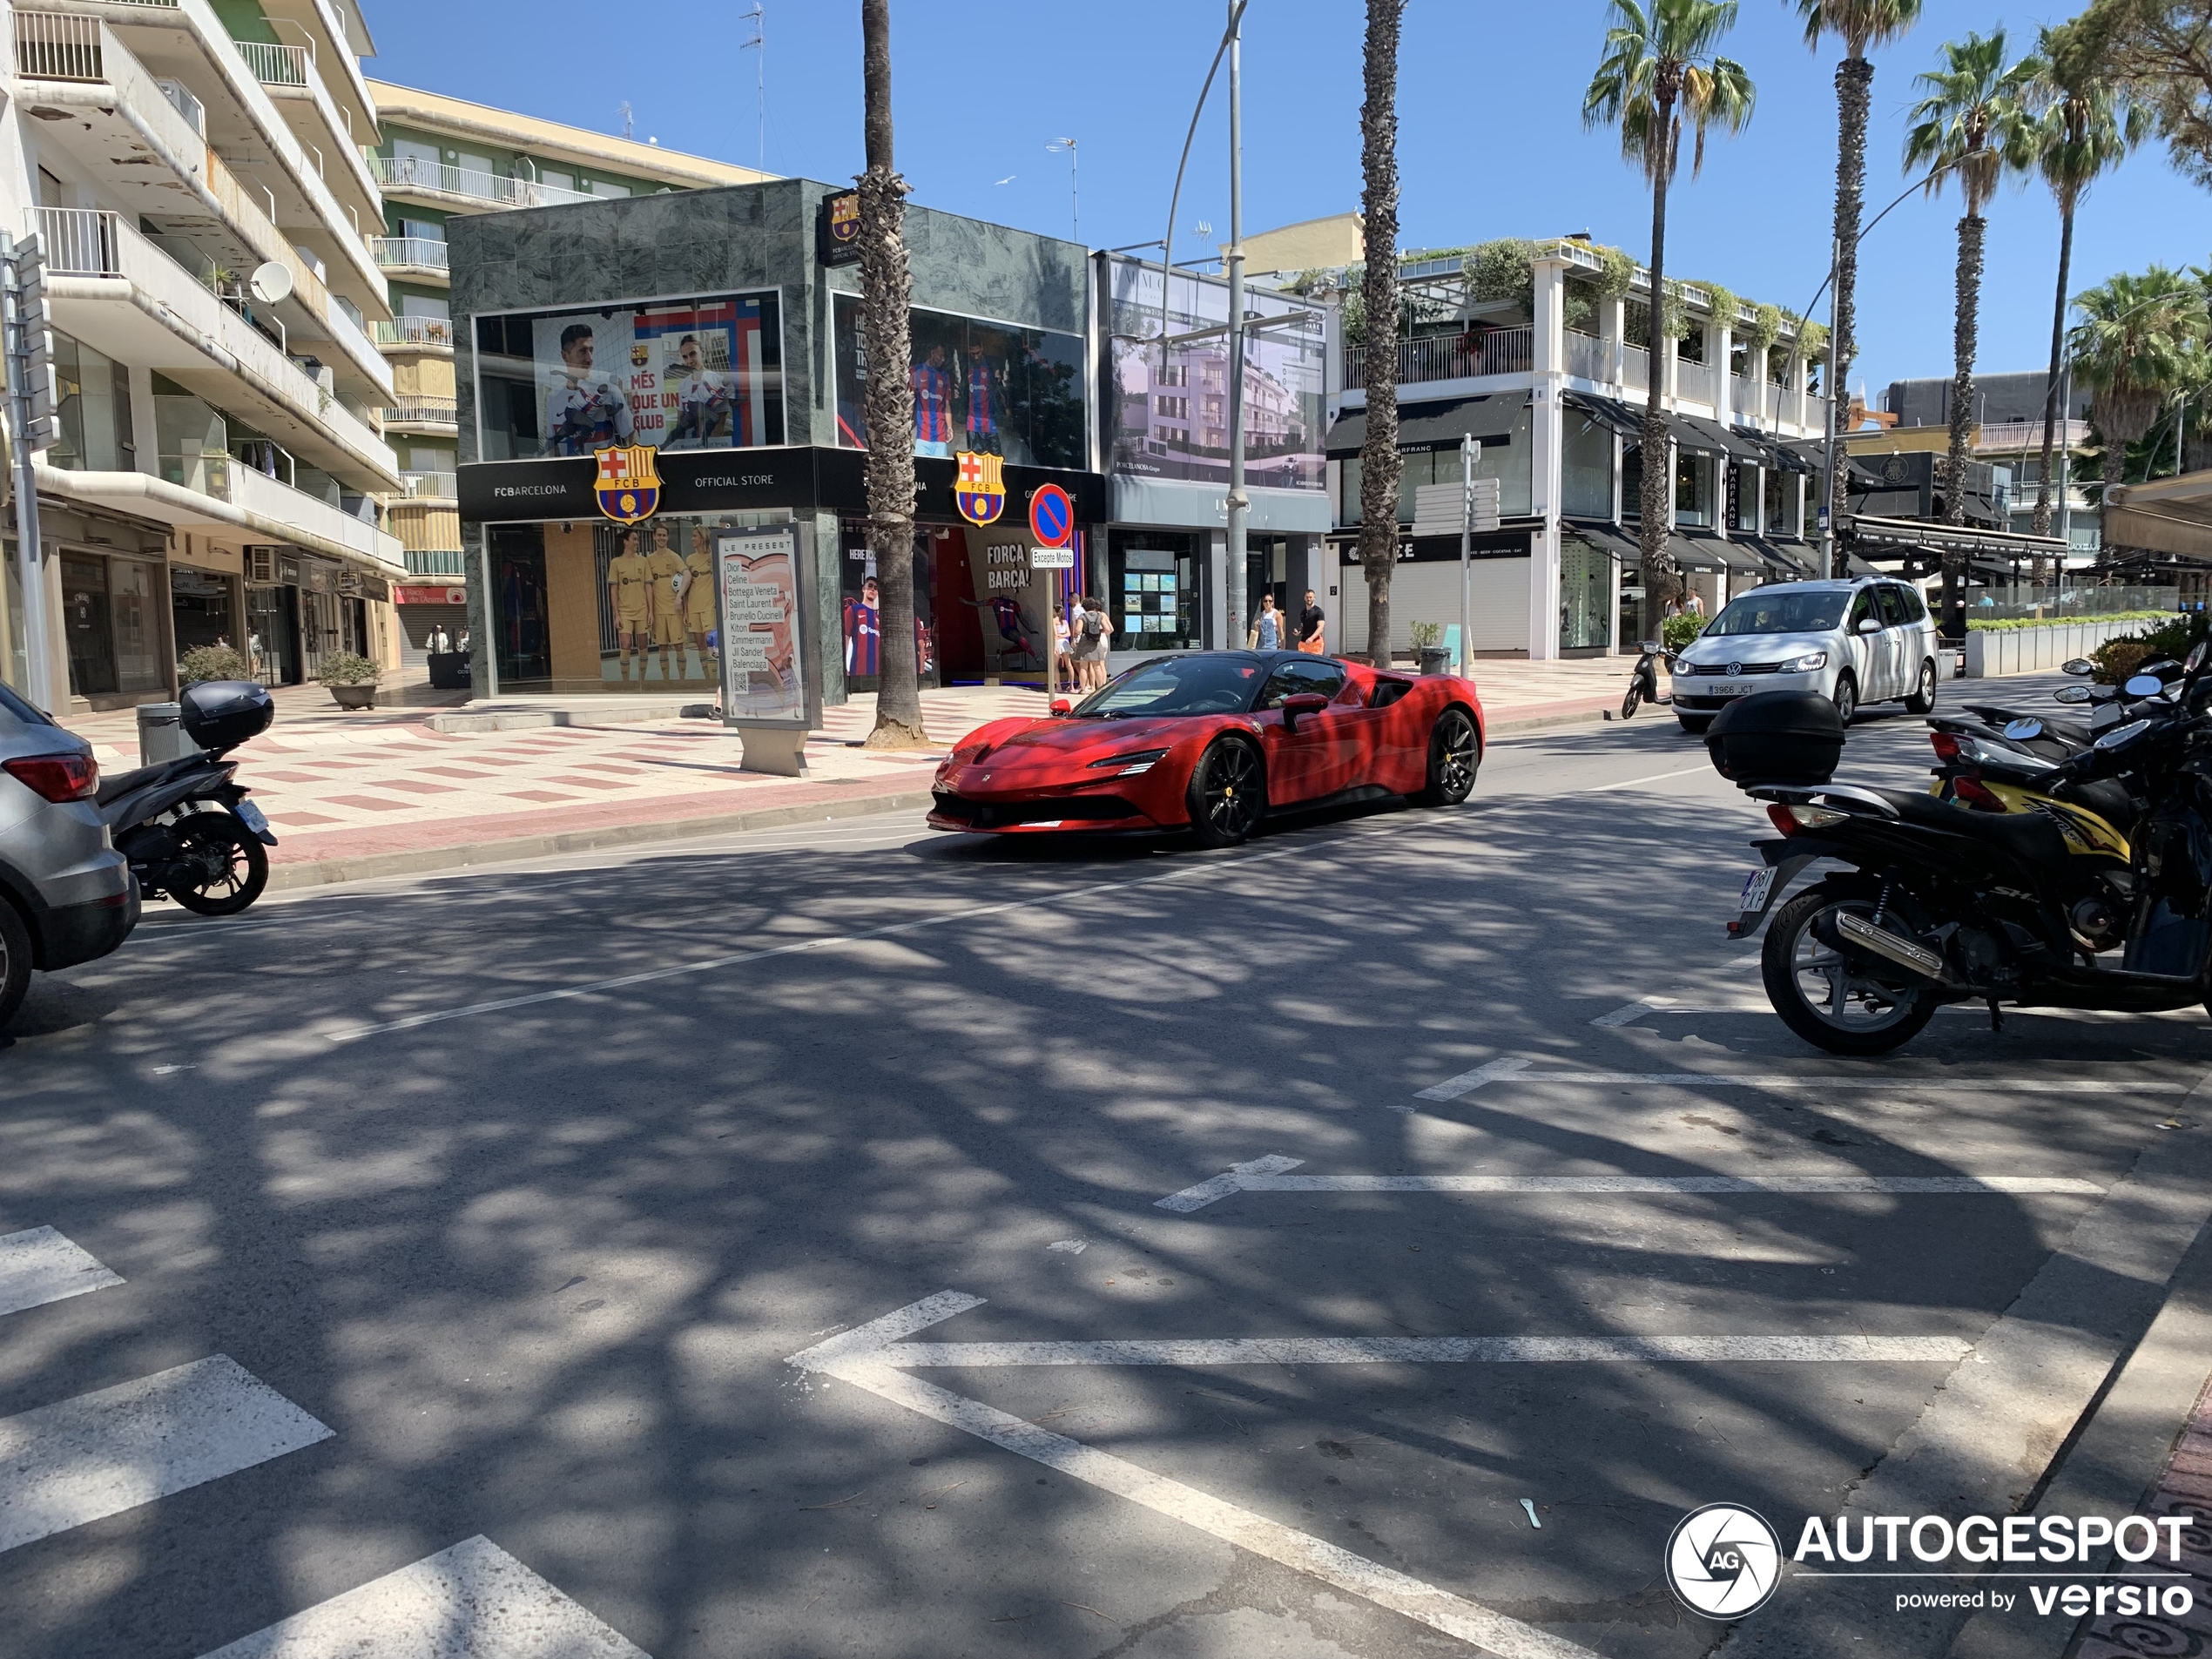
[911,362,952,445]
[844,597,881,676]
[966,360,996,438]
[545,374,633,456]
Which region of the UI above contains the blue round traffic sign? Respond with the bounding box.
[1028,483,1074,548]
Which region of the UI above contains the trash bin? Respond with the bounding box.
[427,651,471,691]
[137,701,198,765]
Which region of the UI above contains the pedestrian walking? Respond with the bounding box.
[1247,593,1285,651]
[1072,594,1113,691]
[428,624,453,655]
[1683,590,1704,620]
[1053,606,1075,695]
[1296,589,1326,655]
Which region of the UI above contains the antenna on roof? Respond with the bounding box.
[618,100,633,140]
[741,4,765,172]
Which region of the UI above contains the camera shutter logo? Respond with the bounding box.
[1665,1504,1782,1619]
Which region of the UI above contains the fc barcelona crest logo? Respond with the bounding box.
[954,450,1005,526]
[594,444,661,523]
[828,192,860,246]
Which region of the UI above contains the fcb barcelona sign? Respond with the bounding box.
[595,445,661,523]
[819,190,862,267]
[954,451,1006,526]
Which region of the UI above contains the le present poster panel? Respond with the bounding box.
[717,525,806,725]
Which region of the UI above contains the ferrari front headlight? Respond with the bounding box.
[1089,747,1170,776]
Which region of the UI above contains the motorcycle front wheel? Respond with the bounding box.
[166,813,269,916]
[1620,682,1642,719]
[1761,885,1937,1055]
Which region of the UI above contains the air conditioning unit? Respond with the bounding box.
[247,547,277,583]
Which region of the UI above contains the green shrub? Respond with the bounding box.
[1408,620,1444,651]
[1965,609,2170,632]
[314,651,379,686]
[177,645,250,685]
[2088,612,2209,683]
[1661,613,1705,652]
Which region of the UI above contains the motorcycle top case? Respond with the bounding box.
[179,679,274,752]
[1705,691,1845,787]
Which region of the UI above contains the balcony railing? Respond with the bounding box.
[38,206,121,278]
[234,39,307,87]
[384,398,457,427]
[374,314,455,347]
[1730,374,1763,425]
[1343,327,1534,390]
[1675,360,1715,406]
[404,550,466,577]
[1978,419,2093,453]
[368,154,596,210]
[369,236,448,273]
[1564,330,1606,383]
[399,469,458,499]
[14,11,103,80]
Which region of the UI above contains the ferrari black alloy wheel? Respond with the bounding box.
[1187,737,1265,847]
[1416,707,1480,806]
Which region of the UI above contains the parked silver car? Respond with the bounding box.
[1669,577,1942,734]
[0,682,137,1028]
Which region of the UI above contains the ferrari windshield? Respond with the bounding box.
[1074,655,1264,718]
[1703,590,1846,636]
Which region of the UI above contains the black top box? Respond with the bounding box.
[1705,691,1845,787]
[179,679,274,754]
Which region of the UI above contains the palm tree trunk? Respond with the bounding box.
[2031,198,2075,569]
[1355,0,1406,668]
[1638,99,1679,620]
[860,0,925,749]
[1829,54,1873,578]
[1940,212,1984,636]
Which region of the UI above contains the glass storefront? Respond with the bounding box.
[171,566,239,657]
[1339,407,1534,525]
[1110,529,1200,654]
[1764,469,1802,536]
[59,552,165,699]
[833,293,1085,469]
[1559,535,1610,652]
[474,291,786,461]
[247,584,299,685]
[1562,410,1614,519]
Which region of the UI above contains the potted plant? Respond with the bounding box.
[177,644,251,685]
[316,651,380,709]
[1408,619,1452,676]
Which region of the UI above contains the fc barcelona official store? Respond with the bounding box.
[451,179,1105,703]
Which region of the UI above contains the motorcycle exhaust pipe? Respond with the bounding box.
[1836,912,1952,985]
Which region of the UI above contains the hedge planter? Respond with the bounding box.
[329,685,377,710]
[1964,616,2167,678]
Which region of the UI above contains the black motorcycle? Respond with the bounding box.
[100,680,278,916]
[1619,637,1673,720]
[1710,644,2212,1055]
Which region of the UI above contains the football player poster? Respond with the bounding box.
[533,293,781,459]
[716,526,804,724]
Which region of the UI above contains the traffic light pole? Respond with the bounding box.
[0,233,51,712]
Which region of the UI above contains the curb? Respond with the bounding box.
[266,787,936,892]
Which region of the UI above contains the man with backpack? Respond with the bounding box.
[1071,595,1113,691]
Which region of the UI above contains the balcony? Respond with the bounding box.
[399,469,457,500]
[373,314,455,350]
[231,35,381,231]
[1621,344,1649,394]
[42,206,399,490]
[1675,360,1715,408]
[1978,419,2093,454]
[369,236,449,279]
[404,549,466,577]
[1343,327,1534,390]
[368,153,597,212]
[1564,330,1606,383]
[383,397,456,432]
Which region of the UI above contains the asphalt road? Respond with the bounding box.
[3,670,2208,1659]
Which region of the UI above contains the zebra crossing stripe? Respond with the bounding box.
[0,1355,332,1554]
[0,1227,122,1317]
[199,1535,650,1659]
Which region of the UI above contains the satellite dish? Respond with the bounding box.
[247,260,293,305]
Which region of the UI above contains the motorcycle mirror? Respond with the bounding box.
[2053,684,2094,705]
[2191,641,2210,675]
[2003,718,2044,740]
[2094,718,2153,752]
[2124,674,2167,698]
[2092,702,2123,729]
[2061,658,2095,677]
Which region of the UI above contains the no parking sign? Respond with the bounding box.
[1028,483,1073,550]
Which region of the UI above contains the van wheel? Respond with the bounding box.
[0,898,31,1032]
[1905,659,1938,715]
[1831,674,1858,726]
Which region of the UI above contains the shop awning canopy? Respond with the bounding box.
[1733,427,1814,473]
[1562,392,1647,439]
[1324,393,1527,457]
[1841,513,2065,562]
[1674,414,1767,464]
[1564,519,1642,564]
[1715,540,1764,576]
[1668,533,1728,573]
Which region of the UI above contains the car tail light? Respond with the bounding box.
[1929,732,1961,763]
[1953,777,2006,813]
[1768,802,1848,836]
[2,752,98,803]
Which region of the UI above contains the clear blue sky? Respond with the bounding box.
[364,0,2207,404]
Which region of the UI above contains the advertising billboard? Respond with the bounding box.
[1104,257,1325,490]
[474,293,786,462]
[717,525,805,725]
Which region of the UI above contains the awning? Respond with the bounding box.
[1324,393,1526,457]
[1733,427,1813,474]
[1847,554,1884,577]
[1668,533,1727,574]
[1676,414,1767,464]
[1563,391,1647,439]
[1715,540,1764,576]
[1739,536,1817,577]
[1564,519,1643,564]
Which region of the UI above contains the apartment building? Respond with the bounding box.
[361,81,768,659]
[1,0,408,709]
[1876,371,2101,556]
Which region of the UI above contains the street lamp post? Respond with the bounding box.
[1224,0,1247,650]
[1047,138,1078,243]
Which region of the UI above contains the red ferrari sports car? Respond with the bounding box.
[927,651,1485,846]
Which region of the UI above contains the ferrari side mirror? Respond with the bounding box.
[1050,698,1072,716]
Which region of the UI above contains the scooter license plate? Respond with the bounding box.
[233,799,269,834]
[1737,866,1776,914]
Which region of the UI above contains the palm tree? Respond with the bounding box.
[859,0,925,749]
[2020,32,2148,556]
[1903,29,2038,631]
[1355,0,1406,667]
[2070,268,2209,550]
[1797,0,1924,568]
[1583,0,1754,614]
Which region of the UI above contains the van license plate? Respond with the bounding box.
[1737,866,1776,914]
[1713,682,1753,697]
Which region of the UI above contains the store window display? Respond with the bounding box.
[833,293,1084,470]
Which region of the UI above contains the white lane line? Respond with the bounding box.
[198,1534,650,1659]
[0,1355,333,1554]
[1156,1162,2104,1211]
[0,1227,123,1318]
[1572,765,1712,794]
[790,1295,1602,1659]
[325,844,1303,1042]
[883,1334,1973,1368]
[1589,997,1757,1027]
[1420,1069,2172,1100]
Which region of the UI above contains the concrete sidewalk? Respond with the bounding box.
[62,658,1632,888]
